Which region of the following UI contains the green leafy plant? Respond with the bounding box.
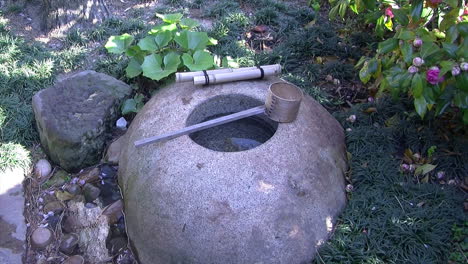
[105,13,217,81]
[336,1,468,123]
[121,93,144,115]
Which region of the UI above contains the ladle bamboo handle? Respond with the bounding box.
[134,106,266,148]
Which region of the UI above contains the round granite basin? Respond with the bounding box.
[118,77,347,264]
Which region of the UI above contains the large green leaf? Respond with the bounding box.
[359,58,379,84]
[410,0,423,21]
[126,58,142,78]
[393,8,409,26]
[378,38,398,54]
[149,23,178,35]
[375,15,385,37]
[174,30,210,51]
[412,73,423,98]
[458,22,468,37]
[105,34,134,54]
[138,31,173,51]
[415,164,436,176]
[414,96,428,118]
[446,25,459,43]
[397,30,415,40]
[156,13,183,24]
[180,18,200,29]
[440,60,455,75]
[182,51,214,71]
[420,42,440,59]
[121,99,137,115]
[138,36,158,51]
[141,52,180,81]
[400,42,413,64]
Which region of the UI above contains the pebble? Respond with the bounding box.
[44,201,64,214]
[100,164,117,179]
[47,215,61,229]
[105,136,125,165]
[78,167,100,183]
[85,202,97,208]
[31,227,54,249]
[59,233,80,255]
[116,117,127,130]
[62,255,84,264]
[35,159,52,179]
[109,237,127,255]
[83,183,101,202]
[66,184,82,195]
[62,215,80,233]
[102,199,123,224]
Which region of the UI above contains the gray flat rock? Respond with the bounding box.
[32,70,131,172]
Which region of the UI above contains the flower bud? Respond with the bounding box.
[436,171,445,180]
[408,65,418,74]
[345,184,354,192]
[451,65,461,76]
[412,57,424,67]
[461,62,468,71]
[347,115,356,123]
[413,38,422,47]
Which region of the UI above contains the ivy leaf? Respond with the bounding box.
[414,96,428,118]
[412,73,423,98]
[180,18,200,29]
[141,52,180,81]
[121,99,138,115]
[174,30,210,51]
[378,38,398,54]
[126,58,142,78]
[182,51,214,71]
[156,13,183,24]
[105,34,134,54]
[401,42,413,64]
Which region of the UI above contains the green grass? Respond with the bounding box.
[312,98,466,264]
[0,16,86,171]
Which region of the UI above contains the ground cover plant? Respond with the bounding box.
[0,0,466,263]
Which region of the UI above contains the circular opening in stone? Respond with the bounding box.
[186,94,278,152]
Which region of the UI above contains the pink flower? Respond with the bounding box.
[413,38,422,48]
[461,62,468,71]
[408,66,419,74]
[452,66,461,76]
[385,7,394,18]
[426,66,444,85]
[413,57,424,67]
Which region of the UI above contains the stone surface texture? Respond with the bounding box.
[0,167,26,264]
[32,70,131,172]
[119,77,348,264]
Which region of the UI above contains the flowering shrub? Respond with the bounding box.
[331,0,468,123]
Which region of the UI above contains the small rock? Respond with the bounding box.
[71,194,86,203]
[85,202,97,208]
[116,117,128,130]
[67,184,82,195]
[83,183,101,202]
[109,237,127,255]
[78,167,100,184]
[62,255,84,264]
[31,227,54,249]
[62,215,80,233]
[47,215,61,229]
[59,233,80,255]
[43,201,64,214]
[56,190,75,202]
[105,136,125,165]
[35,159,52,179]
[100,164,117,179]
[102,200,123,224]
